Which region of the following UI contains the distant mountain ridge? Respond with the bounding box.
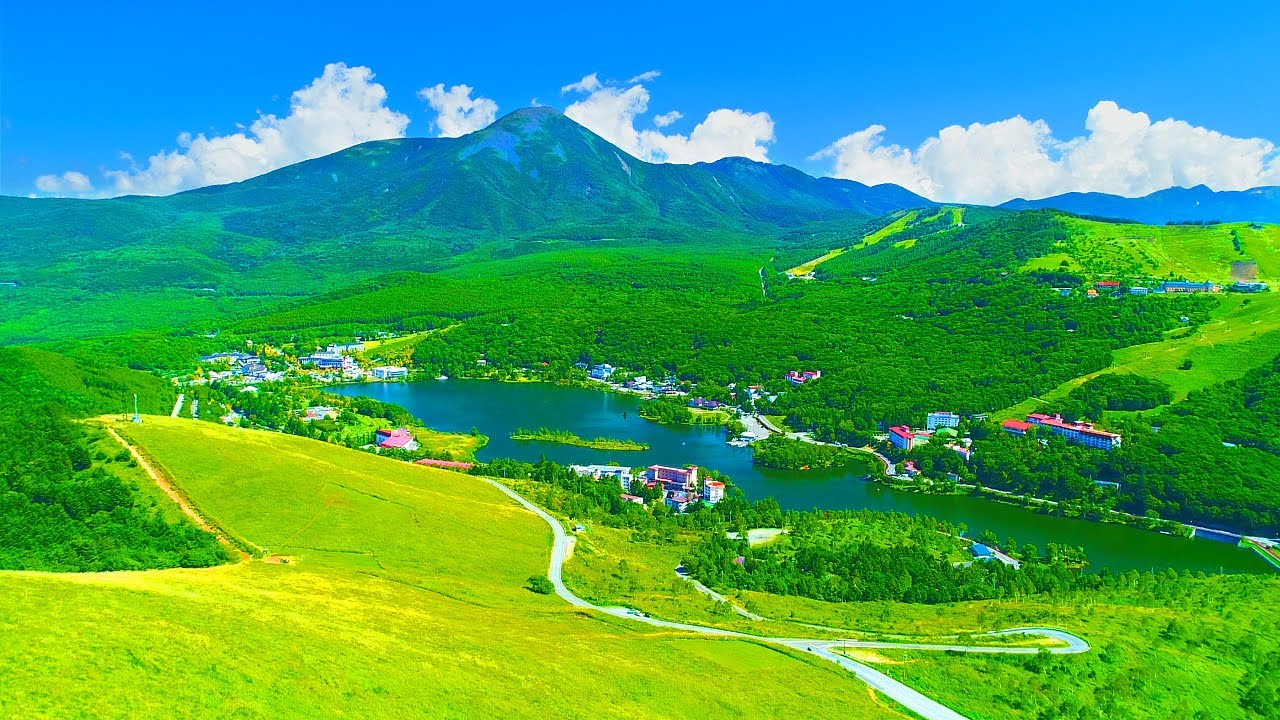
[123,107,927,237]
[1000,184,1280,224]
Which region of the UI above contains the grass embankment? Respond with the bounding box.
[786,248,846,276]
[856,210,919,249]
[511,426,649,452]
[552,511,1280,720]
[0,417,895,720]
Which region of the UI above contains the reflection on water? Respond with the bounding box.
[331,380,1271,575]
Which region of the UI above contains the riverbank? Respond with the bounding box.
[510,427,649,452]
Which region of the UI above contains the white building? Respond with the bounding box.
[926,411,961,430]
[372,366,408,380]
[570,464,635,489]
[703,480,726,504]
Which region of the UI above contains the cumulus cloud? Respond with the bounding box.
[34,171,94,195]
[562,74,774,163]
[812,101,1280,204]
[417,83,499,138]
[38,63,410,198]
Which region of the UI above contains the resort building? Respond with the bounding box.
[1232,281,1269,293]
[1026,413,1123,450]
[1161,280,1221,293]
[1095,281,1121,289]
[1001,419,1033,436]
[926,411,961,430]
[375,428,419,451]
[372,366,408,380]
[570,464,635,489]
[786,370,822,385]
[648,464,699,491]
[589,364,616,380]
[888,426,932,451]
[620,494,645,505]
[665,491,696,513]
[1128,286,1150,295]
[703,480,726,505]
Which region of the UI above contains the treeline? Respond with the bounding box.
[0,349,228,572]
[751,436,870,470]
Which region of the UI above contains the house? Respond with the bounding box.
[1232,281,1269,293]
[1054,287,1073,297]
[1026,413,1123,450]
[372,366,408,380]
[620,494,645,505]
[888,426,931,451]
[589,363,616,380]
[786,370,822,385]
[901,461,920,477]
[573,362,589,370]
[703,480,726,505]
[1086,288,1099,298]
[375,428,419,451]
[570,464,635,489]
[926,411,961,430]
[665,491,695,513]
[648,465,699,491]
[1162,280,1221,293]
[947,443,972,461]
[1002,419,1033,436]
[415,458,474,471]
[688,398,723,410]
[1129,286,1151,295]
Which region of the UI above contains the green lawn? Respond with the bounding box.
[0,417,905,720]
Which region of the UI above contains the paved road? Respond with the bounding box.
[479,477,1090,720]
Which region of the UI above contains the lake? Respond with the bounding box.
[332,379,1272,574]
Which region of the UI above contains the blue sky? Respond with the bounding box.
[4,1,1279,202]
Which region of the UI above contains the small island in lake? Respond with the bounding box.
[510,427,650,451]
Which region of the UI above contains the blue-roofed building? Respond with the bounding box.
[971,543,994,559]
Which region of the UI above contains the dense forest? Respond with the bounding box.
[0,348,228,571]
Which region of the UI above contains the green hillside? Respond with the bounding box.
[0,417,903,719]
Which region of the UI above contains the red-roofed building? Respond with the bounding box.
[1002,419,1033,436]
[786,370,822,385]
[1095,281,1121,288]
[620,494,645,505]
[888,425,931,451]
[376,428,419,451]
[415,458,474,470]
[1026,413,1123,450]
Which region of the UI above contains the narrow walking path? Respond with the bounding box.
[103,423,254,560]
[479,476,1090,720]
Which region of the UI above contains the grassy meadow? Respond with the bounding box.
[0,417,907,720]
[548,501,1280,720]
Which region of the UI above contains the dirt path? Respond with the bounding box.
[104,423,253,561]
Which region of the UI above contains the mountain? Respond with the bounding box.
[0,108,927,296]
[1000,184,1280,224]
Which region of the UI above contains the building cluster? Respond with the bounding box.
[569,463,725,513]
[198,352,285,384]
[1055,279,1262,298]
[1002,413,1123,450]
[786,370,822,385]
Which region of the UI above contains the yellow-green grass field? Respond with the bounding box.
[784,247,846,276]
[1031,218,1280,282]
[856,210,920,249]
[0,417,904,720]
[1000,291,1280,419]
[549,506,1280,720]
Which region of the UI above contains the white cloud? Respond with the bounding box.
[628,70,661,83]
[34,171,94,195]
[562,74,774,164]
[812,101,1280,204]
[38,62,409,198]
[653,111,682,128]
[417,83,498,138]
[561,73,603,94]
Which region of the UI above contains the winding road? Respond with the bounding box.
[480,477,1090,720]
